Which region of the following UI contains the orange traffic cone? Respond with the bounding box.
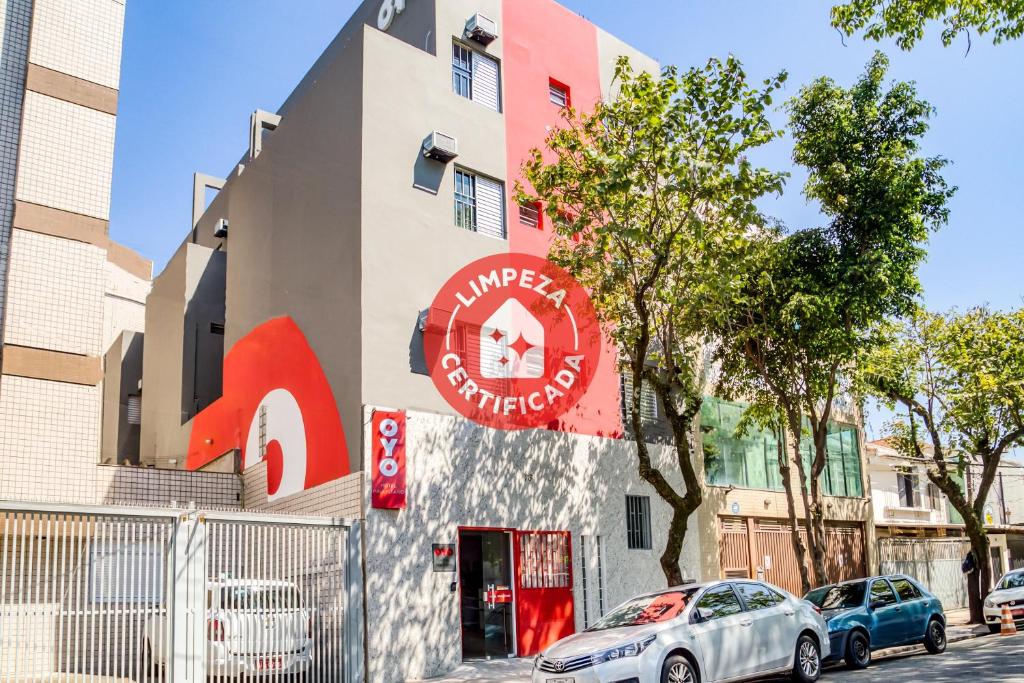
[1001,604,1018,636]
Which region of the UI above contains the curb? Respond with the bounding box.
[878,627,992,659]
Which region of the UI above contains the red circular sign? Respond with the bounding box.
[423,253,602,430]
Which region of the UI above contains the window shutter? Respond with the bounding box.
[471,51,500,111]
[127,395,142,425]
[474,175,505,239]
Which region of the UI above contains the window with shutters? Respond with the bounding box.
[626,495,652,550]
[452,42,501,112]
[620,372,658,423]
[518,201,542,229]
[897,469,921,508]
[454,169,505,239]
[549,78,570,107]
[127,395,142,426]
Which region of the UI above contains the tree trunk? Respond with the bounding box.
[965,518,993,624]
[775,425,811,594]
[786,411,827,588]
[661,506,690,585]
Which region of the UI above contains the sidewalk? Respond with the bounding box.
[413,658,533,683]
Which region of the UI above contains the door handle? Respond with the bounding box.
[784,610,795,616]
[740,618,753,627]
[895,606,902,611]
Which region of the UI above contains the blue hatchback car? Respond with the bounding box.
[804,575,946,669]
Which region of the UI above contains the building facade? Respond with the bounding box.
[0,0,160,504]
[867,438,1024,609]
[129,1,872,680]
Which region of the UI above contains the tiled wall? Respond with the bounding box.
[243,461,363,519]
[0,375,101,503]
[4,228,105,355]
[15,92,116,220]
[0,0,33,331]
[27,0,125,89]
[102,259,148,351]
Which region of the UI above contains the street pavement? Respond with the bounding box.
[763,633,1024,682]
[421,633,1024,682]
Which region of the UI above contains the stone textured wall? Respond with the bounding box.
[362,407,701,683]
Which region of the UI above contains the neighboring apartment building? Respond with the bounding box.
[694,396,873,597]
[867,439,1024,607]
[0,0,240,507]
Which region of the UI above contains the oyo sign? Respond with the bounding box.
[377,0,408,31]
[371,410,407,509]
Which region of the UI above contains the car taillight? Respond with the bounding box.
[208,618,224,641]
[812,605,822,615]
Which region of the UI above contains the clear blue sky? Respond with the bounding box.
[111,1,1024,442]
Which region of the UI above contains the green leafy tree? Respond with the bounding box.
[714,52,954,588]
[863,307,1024,623]
[831,0,1024,49]
[520,56,786,585]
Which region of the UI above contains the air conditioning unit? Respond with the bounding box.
[422,132,458,162]
[465,13,498,45]
[213,218,229,239]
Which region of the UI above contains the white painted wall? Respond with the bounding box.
[362,407,701,683]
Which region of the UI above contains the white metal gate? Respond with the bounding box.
[0,501,364,683]
[877,537,970,609]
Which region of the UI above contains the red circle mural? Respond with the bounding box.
[423,253,601,430]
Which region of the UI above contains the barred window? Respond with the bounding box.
[454,169,476,230]
[626,495,652,550]
[518,202,541,229]
[620,372,658,424]
[452,43,472,99]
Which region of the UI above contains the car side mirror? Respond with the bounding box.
[695,607,714,622]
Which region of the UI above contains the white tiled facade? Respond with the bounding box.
[27,0,125,89]
[4,229,105,355]
[15,91,117,219]
[0,0,33,331]
[0,375,100,503]
[102,258,148,349]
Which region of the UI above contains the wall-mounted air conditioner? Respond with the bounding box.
[213,218,229,239]
[422,132,458,162]
[465,13,498,45]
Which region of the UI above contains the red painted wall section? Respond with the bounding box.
[502,0,624,438]
[185,316,350,499]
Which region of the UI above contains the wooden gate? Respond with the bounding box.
[720,516,867,595]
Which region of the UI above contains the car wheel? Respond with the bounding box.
[988,623,1002,634]
[791,634,821,682]
[662,654,698,683]
[844,630,871,669]
[924,619,947,654]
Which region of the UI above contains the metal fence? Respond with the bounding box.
[0,501,363,683]
[877,537,970,610]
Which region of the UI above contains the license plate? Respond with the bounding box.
[547,679,574,683]
[257,657,283,671]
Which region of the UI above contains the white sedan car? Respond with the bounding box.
[984,568,1024,632]
[533,580,829,683]
[144,579,313,678]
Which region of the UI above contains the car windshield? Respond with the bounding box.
[216,586,302,610]
[999,572,1024,590]
[586,587,701,631]
[806,581,866,610]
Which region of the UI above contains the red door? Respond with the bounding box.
[513,530,575,656]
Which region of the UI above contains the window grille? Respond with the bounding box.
[454,169,476,230]
[549,79,569,107]
[626,495,652,550]
[452,43,472,99]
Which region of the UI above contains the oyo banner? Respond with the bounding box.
[371,410,407,509]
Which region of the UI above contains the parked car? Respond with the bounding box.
[984,568,1024,632]
[532,579,829,683]
[803,574,946,669]
[144,578,313,678]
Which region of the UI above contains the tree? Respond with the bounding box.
[520,56,786,585]
[714,51,954,589]
[831,0,1024,49]
[862,307,1024,623]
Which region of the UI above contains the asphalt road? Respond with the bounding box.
[763,633,1024,682]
